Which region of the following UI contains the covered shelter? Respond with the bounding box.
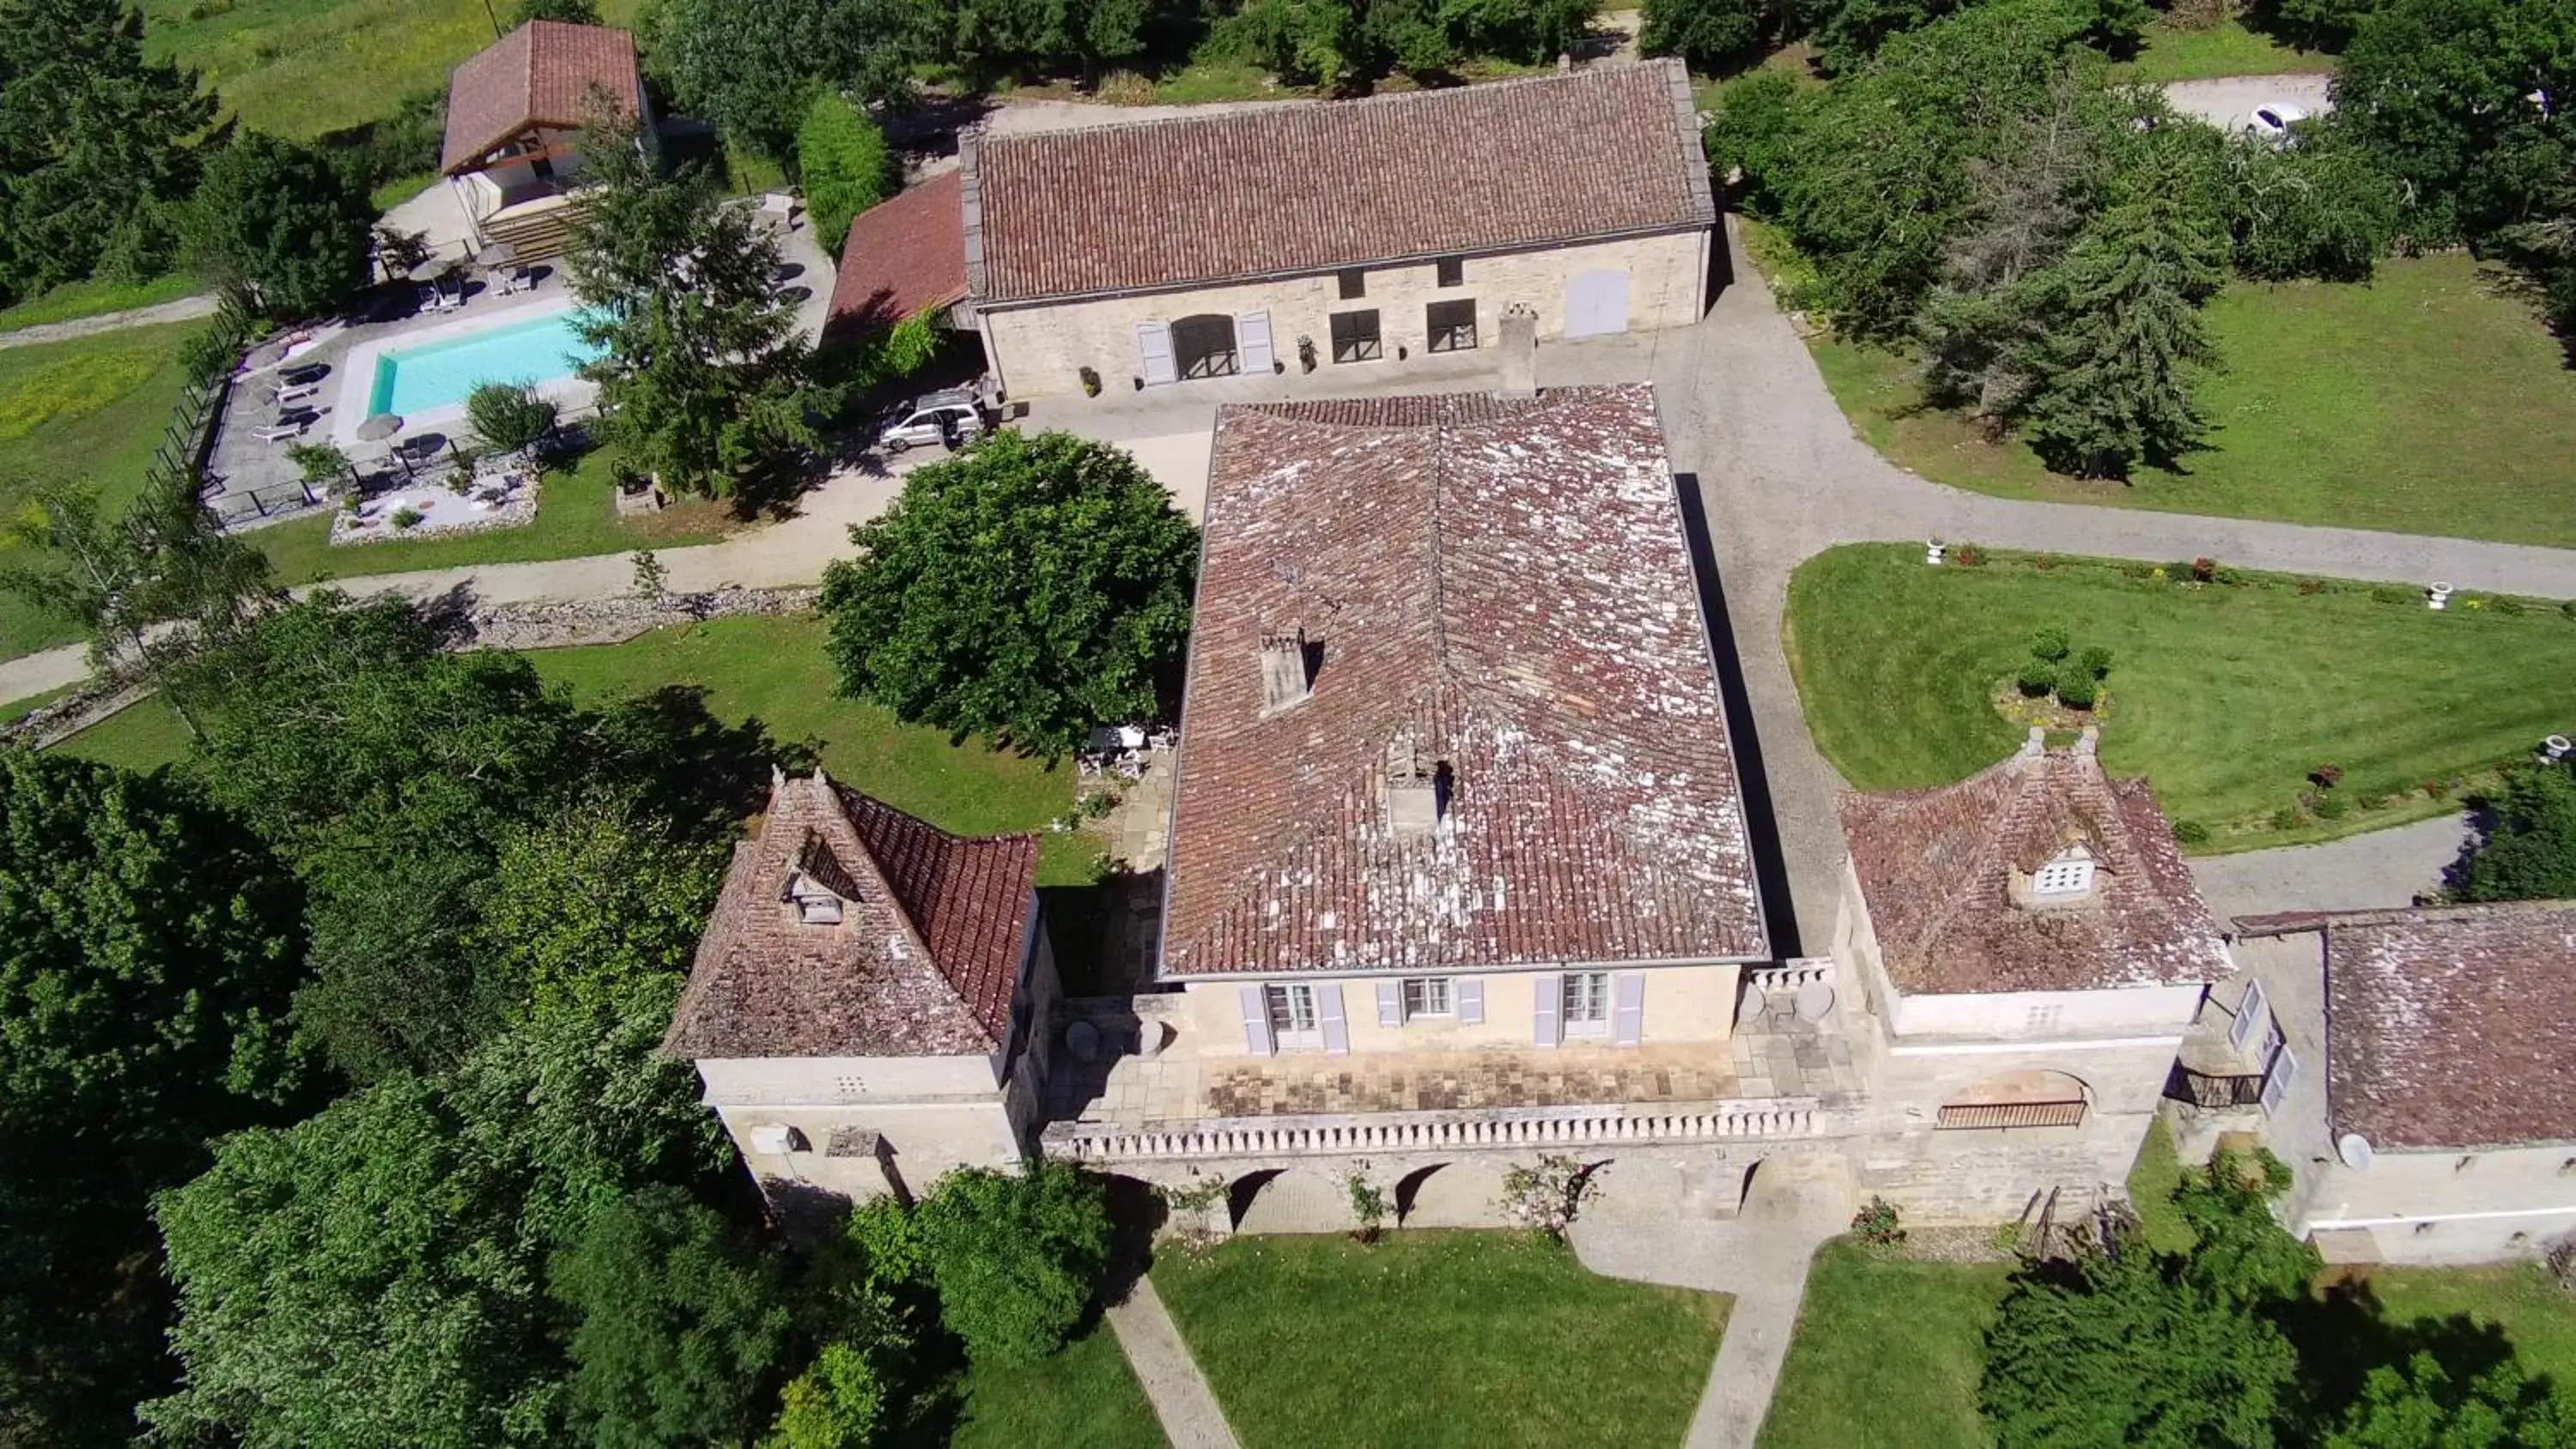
[438,20,651,262]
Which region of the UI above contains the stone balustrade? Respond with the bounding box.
[1041,1095,1826,1164]
[1744,957,1837,996]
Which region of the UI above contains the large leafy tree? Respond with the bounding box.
[480,792,726,1021]
[797,93,895,255]
[821,430,1198,757]
[148,980,733,1449]
[2328,1353,2576,1449]
[1642,0,1792,72]
[566,123,824,500]
[2335,0,2573,245]
[0,0,215,301]
[550,1185,797,1447]
[0,750,307,1446]
[646,0,927,160]
[184,133,377,320]
[2458,763,2576,901]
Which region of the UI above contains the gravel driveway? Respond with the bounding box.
[2163,73,2336,130]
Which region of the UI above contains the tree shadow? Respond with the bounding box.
[598,684,819,843]
[2278,1278,2530,1422]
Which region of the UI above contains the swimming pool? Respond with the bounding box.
[365,307,605,417]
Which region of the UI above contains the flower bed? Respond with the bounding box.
[329,470,538,545]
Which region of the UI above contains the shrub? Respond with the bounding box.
[2422,779,2451,800]
[285,440,353,490]
[179,327,242,388]
[2027,626,2071,663]
[2563,600,2576,621]
[465,380,558,455]
[2372,585,2415,604]
[2493,596,2526,616]
[2298,578,2324,596]
[2269,805,2305,831]
[2172,819,2211,846]
[914,1164,1112,1365]
[767,1341,889,1449]
[1500,1155,1598,1241]
[1953,544,1985,567]
[2054,669,2099,710]
[1851,1195,1905,1246]
[2310,764,2343,789]
[2015,663,2057,698]
[797,92,894,255]
[2190,557,2217,583]
[2549,1237,2576,1292]
[1347,1170,1389,1244]
[1078,366,1102,397]
[390,506,423,530]
[2315,793,2349,820]
[2076,645,2113,681]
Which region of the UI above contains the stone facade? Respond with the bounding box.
[978,230,1709,401]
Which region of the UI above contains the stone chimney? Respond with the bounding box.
[2018,726,2046,761]
[1385,739,1444,840]
[1497,303,1538,399]
[2075,725,2099,758]
[1260,629,1311,713]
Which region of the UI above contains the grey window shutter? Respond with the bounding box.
[1376,980,1402,1028]
[1134,321,1176,385]
[1532,972,1562,1047]
[1456,977,1485,1024]
[1239,985,1273,1057]
[1613,971,1646,1046]
[1319,984,1350,1055]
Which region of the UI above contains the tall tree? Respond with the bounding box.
[184,133,377,319]
[646,0,927,161]
[796,93,895,254]
[0,0,215,301]
[2458,763,2576,902]
[479,792,726,1021]
[2328,1353,2576,1449]
[2334,0,2574,244]
[566,121,824,500]
[820,430,1199,757]
[0,751,307,1446]
[2018,145,2230,477]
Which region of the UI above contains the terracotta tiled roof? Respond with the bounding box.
[827,171,969,337]
[2261,903,2576,1149]
[1160,385,1765,977]
[663,771,1039,1059]
[440,21,641,175]
[967,61,1715,305]
[1838,735,2230,995]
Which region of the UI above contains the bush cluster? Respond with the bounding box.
[2014,626,2112,711]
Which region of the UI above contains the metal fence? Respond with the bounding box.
[154,291,257,517]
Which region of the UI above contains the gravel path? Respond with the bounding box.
[0,294,219,350]
[1105,1276,1241,1449]
[2190,811,2476,923]
[2164,74,2336,130]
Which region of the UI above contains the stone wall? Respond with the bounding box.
[979,228,1710,400]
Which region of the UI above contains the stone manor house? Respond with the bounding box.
[663,379,2293,1241]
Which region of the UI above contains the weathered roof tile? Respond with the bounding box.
[440,21,641,176]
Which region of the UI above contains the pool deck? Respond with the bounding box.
[204,198,835,530]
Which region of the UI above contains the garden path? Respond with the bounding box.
[1105,1276,1242,1449]
[0,293,218,350]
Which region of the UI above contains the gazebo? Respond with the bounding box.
[437,20,652,263]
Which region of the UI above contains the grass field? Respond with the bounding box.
[950,1319,1166,1449]
[2112,18,2326,82]
[1783,544,2576,852]
[141,0,647,142]
[252,443,740,588]
[1811,255,2576,549]
[0,322,208,660]
[1154,1232,1729,1449]
[1758,1242,2011,1449]
[0,274,204,334]
[2366,1266,2576,1389]
[51,614,1098,879]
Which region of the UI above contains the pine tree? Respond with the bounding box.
[2020,148,2229,478]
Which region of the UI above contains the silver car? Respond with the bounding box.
[878,390,987,453]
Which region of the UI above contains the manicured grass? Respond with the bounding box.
[2365,1266,2576,1389]
[951,1319,1167,1449]
[49,694,195,773]
[2127,1118,2198,1256]
[141,0,647,142]
[2111,18,2326,82]
[523,615,1097,885]
[0,683,74,726]
[1784,544,2576,851]
[252,442,740,587]
[0,321,207,660]
[1810,255,2576,549]
[368,172,440,211]
[0,273,203,333]
[1154,1231,1730,1449]
[1759,1241,2010,1449]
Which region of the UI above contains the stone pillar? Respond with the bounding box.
[1498,303,1539,399]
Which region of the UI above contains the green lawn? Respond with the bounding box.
[0,321,208,660]
[140,0,647,142]
[0,274,203,333]
[2127,1119,2197,1256]
[1759,1242,2011,1449]
[1784,543,2576,852]
[50,614,1097,880]
[950,1319,1166,1449]
[2111,18,2327,82]
[252,444,740,588]
[1811,255,2576,549]
[0,683,74,727]
[1154,1231,1729,1449]
[2366,1266,2576,1389]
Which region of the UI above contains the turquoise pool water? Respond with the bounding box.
[366,308,605,417]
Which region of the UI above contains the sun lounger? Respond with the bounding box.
[274,382,320,405]
[252,421,307,443]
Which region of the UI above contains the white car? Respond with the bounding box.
[877,389,987,453]
[2245,104,2307,142]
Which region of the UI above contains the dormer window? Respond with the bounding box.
[787,872,845,925]
[2032,848,2095,897]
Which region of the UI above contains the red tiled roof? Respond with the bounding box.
[441,21,641,175]
[827,171,969,336]
[663,771,1039,1059]
[1838,735,2230,995]
[1160,385,1766,977]
[968,61,1715,305]
[2275,903,2576,1149]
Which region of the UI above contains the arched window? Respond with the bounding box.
[1171,314,1239,379]
[1937,1069,2090,1129]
